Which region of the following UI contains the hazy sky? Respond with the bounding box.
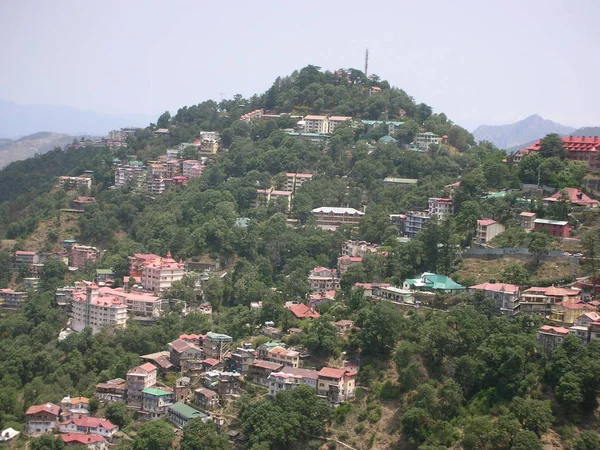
[1,0,598,130]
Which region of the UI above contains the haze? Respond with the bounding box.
[1,0,598,130]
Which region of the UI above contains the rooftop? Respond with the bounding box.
[168,402,207,420]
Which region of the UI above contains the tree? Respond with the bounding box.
[574,430,600,450]
[539,133,567,159]
[30,435,65,450]
[156,111,171,129]
[501,263,529,285]
[511,430,543,450]
[132,420,175,450]
[359,302,402,358]
[105,401,130,429]
[528,231,551,266]
[180,418,230,450]
[581,229,600,297]
[509,397,553,436]
[39,259,68,292]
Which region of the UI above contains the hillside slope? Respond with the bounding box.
[473,114,575,149]
[0,132,76,168]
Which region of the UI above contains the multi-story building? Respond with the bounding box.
[126,363,158,408]
[311,207,364,231]
[194,387,219,410]
[533,219,571,238]
[308,267,340,291]
[231,347,256,374]
[341,240,380,258]
[253,188,293,212]
[182,160,204,178]
[520,286,581,317]
[203,332,233,361]
[404,211,430,238]
[58,176,92,190]
[60,396,90,415]
[141,387,175,419]
[360,120,404,135]
[476,219,506,244]
[266,346,300,368]
[168,338,203,369]
[140,252,185,292]
[516,135,600,171]
[536,325,570,354]
[267,367,318,398]
[303,115,352,134]
[58,416,118,439]
[168,402,208,429]
[284,173,313,192]
[114,163,148,190]
[25,403,61,435]
[428,198,454,217]
[337,255,363,276]
[543,187,599,208]
[412,132,442,150]
[548,297,598,326]
[128,253,161,277]
[95,378,127,403]
[317,368,356,404]
[371,285,415,304]
[248,360,284,386]
[147,177,169,196]
[0,289,28,310]
[240,109,264,122]
[519,212,537,231]
[71,245,99,270]
[98,287,161,318]
[14,250,39,266]
[70,286,128,334]
[469,282,520,316]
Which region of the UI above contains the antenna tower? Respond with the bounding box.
[364,49,369,76]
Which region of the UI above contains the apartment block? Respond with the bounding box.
[311,207,364,231]
[285,173,313,192]
[70,285,128,334]
[404,211,430,238]
[58,176,92,190]
[71,245,99,270]
[428,198,454,217]
[126,362,158,408]
[476,219,505,244]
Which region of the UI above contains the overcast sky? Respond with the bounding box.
[1,0,598,130]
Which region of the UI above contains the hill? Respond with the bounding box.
[0,132,76,168]
[473,114,575,150]
[0,99,154,138]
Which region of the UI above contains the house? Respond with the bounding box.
[194,388,219,410]
[308,267,340,291]
[268,367,319,396]
[60,396,90,415]
[141,351,176,375]
[317,368,356,404]
[248,361,284,386]
[468,283,520,316]
[262,326,282,339]
[589,321,600,344]
[256,342,286,359]
[70,245,99,270]
[285,173,313,192]
[60,433,107,449]
[230,347,256,374]
[141,387,175,419]
[72,197,96,210]
[203,332,233,361]
[548,297,597,326]
[543,187,599,208]
[536,325,570,354]
[404,211,430,238]
[476,219,505,244]
[331,320,354,334]
[412,132,442,150]
[70,286,128,334]
[520,286,581,317]
[354,282,391,297]
[519,212,537,231]
[174,377,191,402]
[240,109,264,122]
[253,188,293,212]
[25,403,60,435]
[341,240,380,257]
[126,363,158,408]
[168,339,203,369]
[337,255,363,276]
[201,358,222,372]
[360,120,404,135]
[516,136,600,171]
[140,252,185,292]
[201,371,242,396]
[114,163,148,190]
[266,346,300,368]
[308,290,336,307]
[371,285,415,304]
[58,415,118,439]
[168,402,208,429]
[0,289,28,310]
[311,207,364,231]
[95,269,115,285]
[95,378,127,403]
[533,219,571,238]
[428,198,454,217]
[286,302,321,319]
[128,253,161,277]
[58,176,92,190]
[403,273,465,294]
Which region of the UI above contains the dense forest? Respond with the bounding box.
[0,65,599,449]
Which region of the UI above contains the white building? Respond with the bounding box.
[469,282,520,316]
[428,198,454,217]
[268,367,318,397]
[476,219,505,244]
[285,173,313,192]
[311,207,364,231]
[140,253,185,292]
[308,267,340,291]
[303,115,352,134]
[70,285,128,334]
[413,132,442,150]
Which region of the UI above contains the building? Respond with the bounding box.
[536,325,570,354]
[476,219,505,244]
[469,282,520,316]
[331,320,354,334]
[519,212,537,231]
[548,297,598,326]
[341,240,380,258]
[72,197,96,210]
[71,245,99,270]
[317,368,356,404]
[533,219,571,238]
[140,252,185,292]
[200,371,242,396]
[286,302,321,319]
[337,255,363,276]
[428,198,454,217]
[403,273,465,294]
[371,285,415,304]
[253,188,293,212]
[0,289,28,310]
[412,132,442,150]
[98,287,162,318]
[194,388,219,410]
[404,211,430,238]
[354,282,391,297]
[60,396,90,415]
[203,332,233,361]
[14,250,39,266]
[311,207,364,231]
[58,176,92,190]
[308,267,340,291]
[25,403,60,435]
[70,286,128,334]
[114,163,148,190]
[303,115,352,134]
[95,378,127,403]
[60,433,107,449]
[285,173,313,192]
[520,286,581,317]
[231,347,256,374]
[141,387,175,419]
[267,367,319,397]
[128,253,161,277]
[58,416,118,439]
[516,135,600,171]
[248,360,284,386]
[543,187,599,208]
[168,339,203,369]
[126,363,158,408]
[168,402,208,429]
[266,346,300,368]
[360,120,404,135]
[240,109,264,122]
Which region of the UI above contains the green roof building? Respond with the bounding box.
[378,135,397,144]
[168,402,207,429]
[403,272,465,293]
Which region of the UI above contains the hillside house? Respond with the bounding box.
[516,136,600,171]
[285,172,313,192]
[194,388,219,410]
[303,115,352,134]
[95,378,127,403]
[70,245,99,270]
[60,433,107,449]
[428,198,454,217]
[475,219,505,244]
[58,416,118,439]
[126,363,158,408]
[70,286,127,334]
[337,255,363,276]
[25,403,60,435]
[266,346,300,368]
[248,360,284,386]
[311,207,364,231]
[403,273,465,294]
[543,188,599,208]
[58,176,92,190]
[549,297,598,326]
[141,387,175,419]
[203,332,233,361]
[168,402,207,429]
[537,325,570,354]
[168,339,203,369]
[286,302,321,319]
[533,219,571,238]
[0,289,28,310]
[140,252,185,292]
[308,267,340,291]
[253,188,293,212]
[519,212,537,231]
[404,211,430,238]
[520,286,581,317]
[469,282,520,316]
[413,132,442,150]
[317,368,356,405]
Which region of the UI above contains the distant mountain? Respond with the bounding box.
[0,132,76,168]
[0,100,154,139]
[472,114,576,150]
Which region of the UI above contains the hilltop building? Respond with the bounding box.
[515,135,600,170]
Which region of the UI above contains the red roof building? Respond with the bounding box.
[543,188,599,208]
[516,136,600,170]
[286,303,321,319]
[60,433,106,447]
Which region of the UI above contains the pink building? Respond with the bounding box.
[140,252,185,292]
[71,245,99,270]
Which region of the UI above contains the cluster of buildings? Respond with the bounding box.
[253,172,313,212]
[65,127,141,151]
